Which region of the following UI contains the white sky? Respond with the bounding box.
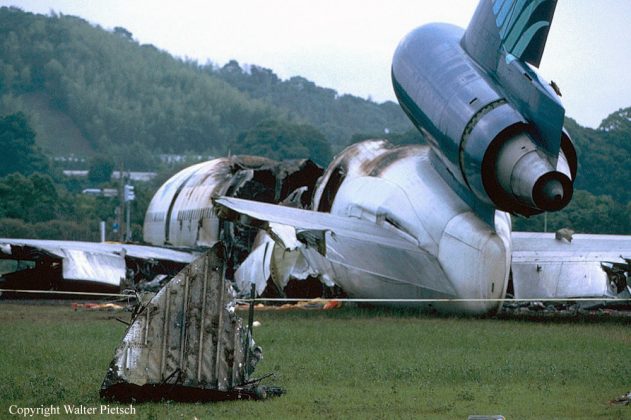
[2,0,631,128]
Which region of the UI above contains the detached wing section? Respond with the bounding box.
[0,238,196,292]
[215,197,456,298]
[511,232,631,300]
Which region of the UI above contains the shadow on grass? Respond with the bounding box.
[250,302,631,325]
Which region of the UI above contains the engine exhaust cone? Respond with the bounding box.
[533,172,573,211]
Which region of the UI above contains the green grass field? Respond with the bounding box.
[0,302,629,419]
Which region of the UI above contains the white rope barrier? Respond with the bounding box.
[236,297,630,304]
[1,289,628,304]
[0,288,135,298]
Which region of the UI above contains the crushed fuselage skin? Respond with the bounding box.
[100,243,271,402]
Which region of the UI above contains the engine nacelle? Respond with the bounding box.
[392,23,576,217]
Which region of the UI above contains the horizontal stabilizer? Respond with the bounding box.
[214,197,420,252]
[215,197,458,298]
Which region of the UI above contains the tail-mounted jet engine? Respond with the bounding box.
[392,13,576,218]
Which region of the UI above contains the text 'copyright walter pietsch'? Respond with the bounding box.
[8,404,136,417]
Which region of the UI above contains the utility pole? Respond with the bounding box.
[126,201,131,242]
[118,166,125,242]
[124,183,135,242]
[100,221,106,242]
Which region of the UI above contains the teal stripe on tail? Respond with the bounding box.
[463,0,558,70]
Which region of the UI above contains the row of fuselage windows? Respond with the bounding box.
[146,207,215,223]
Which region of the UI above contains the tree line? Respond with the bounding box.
[0,110,628,238]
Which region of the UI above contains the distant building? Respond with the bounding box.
[81,188,118,197]
[111,171,157,182]
[63,170,89,177]
[159,154,214,165]
[64,170,157,182]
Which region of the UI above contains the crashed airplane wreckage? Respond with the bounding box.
[208,0,631,313]
[101,243,281,402]
[140,140,629,311]
[2,141,630,311]
[0,156,323,296]
[2,0,631,314]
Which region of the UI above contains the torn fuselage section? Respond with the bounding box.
[511,232,631,306]
[141,155,326,299]
[101,243,278,402]
[143,156,323,250]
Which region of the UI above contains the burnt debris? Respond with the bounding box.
[100,243,282,402]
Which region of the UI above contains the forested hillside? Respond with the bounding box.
[0,6,411,168]
[570,114,631,205]
[0,7,281,164]
[213,61,412,145]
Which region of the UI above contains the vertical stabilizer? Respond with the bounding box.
[463,0,558,71]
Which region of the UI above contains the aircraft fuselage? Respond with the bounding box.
[311,140,511,315]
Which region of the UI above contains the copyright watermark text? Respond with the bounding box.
[8,404,136,417]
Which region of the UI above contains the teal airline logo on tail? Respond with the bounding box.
[492,0,554,64]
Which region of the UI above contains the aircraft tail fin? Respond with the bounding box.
[462,0,558,70]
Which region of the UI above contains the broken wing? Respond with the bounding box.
[511,232,631,300]
[0,238,196,292]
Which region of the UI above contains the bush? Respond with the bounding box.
[0,218,36,238]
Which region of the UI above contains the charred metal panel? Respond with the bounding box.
[101,243,267,402]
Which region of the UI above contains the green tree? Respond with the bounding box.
[0,173,64,223]
[28,173,61,222]
[0,173,34,219]
[512,190,630,234]
[0,218,35,238]
[87,156,114,184]
[565,117,630,204]
[233,119,332,166]
[0,112,48,176]
[33,219,98,241]
[110,141,159,171]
